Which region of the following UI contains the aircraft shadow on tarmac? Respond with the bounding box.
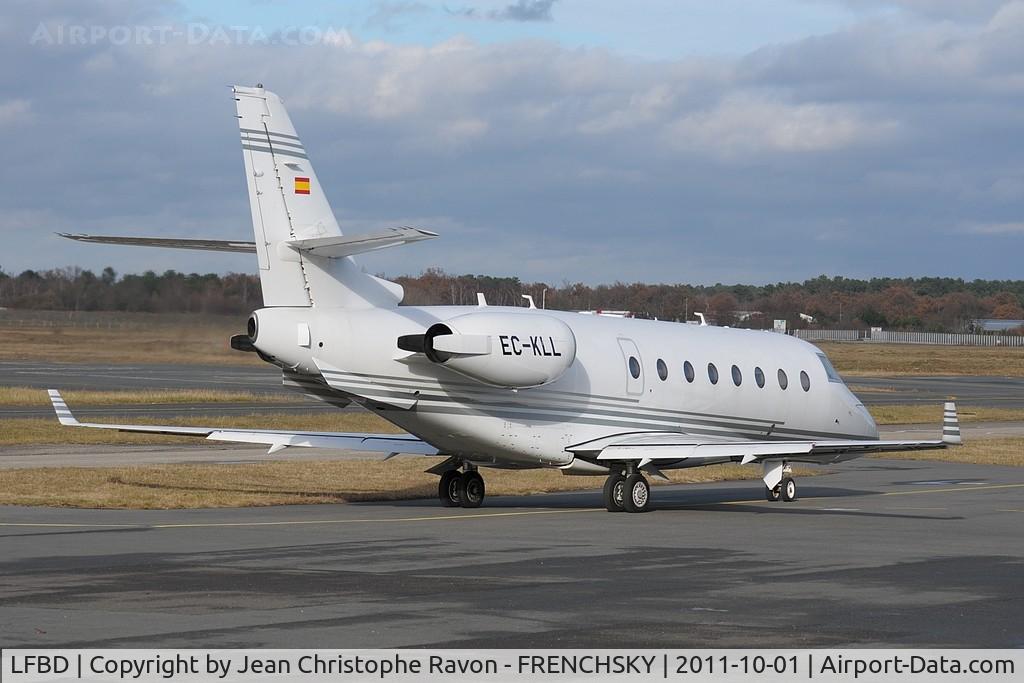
[383,485,962,521]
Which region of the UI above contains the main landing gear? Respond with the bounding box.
[603,466,651,513]
[438,467,486,509]
[764,461,798,502]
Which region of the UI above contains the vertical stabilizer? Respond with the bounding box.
[233,85,400,308]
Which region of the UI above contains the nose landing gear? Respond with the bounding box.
[763,461,797,503]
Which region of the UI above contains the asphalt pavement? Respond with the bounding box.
[1,457,1022,648]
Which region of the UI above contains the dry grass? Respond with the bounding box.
[0,320,255,365]
[818,342,1024,377]
[876,438,1024,467]
[0,413,400,446]
[0,458,791,509]
[0,387,298,406]
[868,404,1024,425]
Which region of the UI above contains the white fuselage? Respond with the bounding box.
[251,305,878,470]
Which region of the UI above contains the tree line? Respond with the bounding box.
[2,266,1023,332]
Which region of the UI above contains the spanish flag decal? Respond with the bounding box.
[294,177,310,195]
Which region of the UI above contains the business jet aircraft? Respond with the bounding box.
[49,85,962,513]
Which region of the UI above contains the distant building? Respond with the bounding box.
[970,319,1024,333]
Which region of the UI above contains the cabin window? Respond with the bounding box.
[731,365,742,386]
[800,370,811,392]
[817,353,843,383]
[778,369,788,390]
[708,363,719,385]
[754,366,765,388]
[628,356,641,379]
[683,361,695,383]
[656,358,668,381]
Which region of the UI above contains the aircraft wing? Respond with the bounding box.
[47,390,438,457]
[569,429,950,466]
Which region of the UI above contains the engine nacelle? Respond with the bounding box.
[422,312,577,389]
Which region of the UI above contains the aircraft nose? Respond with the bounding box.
[834,386,878,438]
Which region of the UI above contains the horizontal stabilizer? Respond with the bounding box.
[58,233,256,253]
[286,226,437,258]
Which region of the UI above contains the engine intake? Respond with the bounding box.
[419,312,576,389]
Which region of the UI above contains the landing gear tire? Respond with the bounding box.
[780,476,797,502]
[622,474,651,513]
[765,484,781,502]
[439,470,461,507]
[458,471,485,508]
[603,473,626,512]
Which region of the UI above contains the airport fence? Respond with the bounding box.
[794,329,1024,347]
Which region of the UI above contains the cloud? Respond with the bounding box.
[1,0,1023,285]
[0,98,31,125]
[448,0,559,22]
[664,95,900,158]
[963,222,1024,235]
[492,0,558,22]
[832,1,1013,22]
[366,1,431,31]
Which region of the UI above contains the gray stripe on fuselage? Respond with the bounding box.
[323,379,868,440]
[324,369,643,407]
[320,370,782,425]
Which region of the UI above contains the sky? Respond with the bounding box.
[2,0,1023,285]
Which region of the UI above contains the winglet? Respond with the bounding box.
[48,389,80,426]
[942,401,961,445]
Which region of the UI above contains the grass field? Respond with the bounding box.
[0,413,400,446]
[0,313,253,365]
[0,387,299,406]
[0,458,801,509]
[875,438,1024,468]
[818,342,1024,377]
[868,405,1024,425]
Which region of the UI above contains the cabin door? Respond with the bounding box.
[617,338,645,396]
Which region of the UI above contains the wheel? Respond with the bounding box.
[458,471,485,508]
[603,473,626,512]
[438,470,461,507]
[780,476,797,502]
[621,474,650,513]
[765,484,781,502]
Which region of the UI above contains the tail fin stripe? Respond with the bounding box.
[240,127,301,141]
[240,144,309,160]
[241,134,305,151]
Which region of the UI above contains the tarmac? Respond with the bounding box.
[1,457,1022,648]
[2,360,1023,648]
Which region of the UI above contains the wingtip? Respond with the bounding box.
[48,389,80,426]
[942,401,961,445]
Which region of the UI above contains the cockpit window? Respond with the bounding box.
[817,353,843,383]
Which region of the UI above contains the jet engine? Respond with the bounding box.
[403,312,577,389]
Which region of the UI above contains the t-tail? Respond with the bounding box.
[58,84,437,310]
